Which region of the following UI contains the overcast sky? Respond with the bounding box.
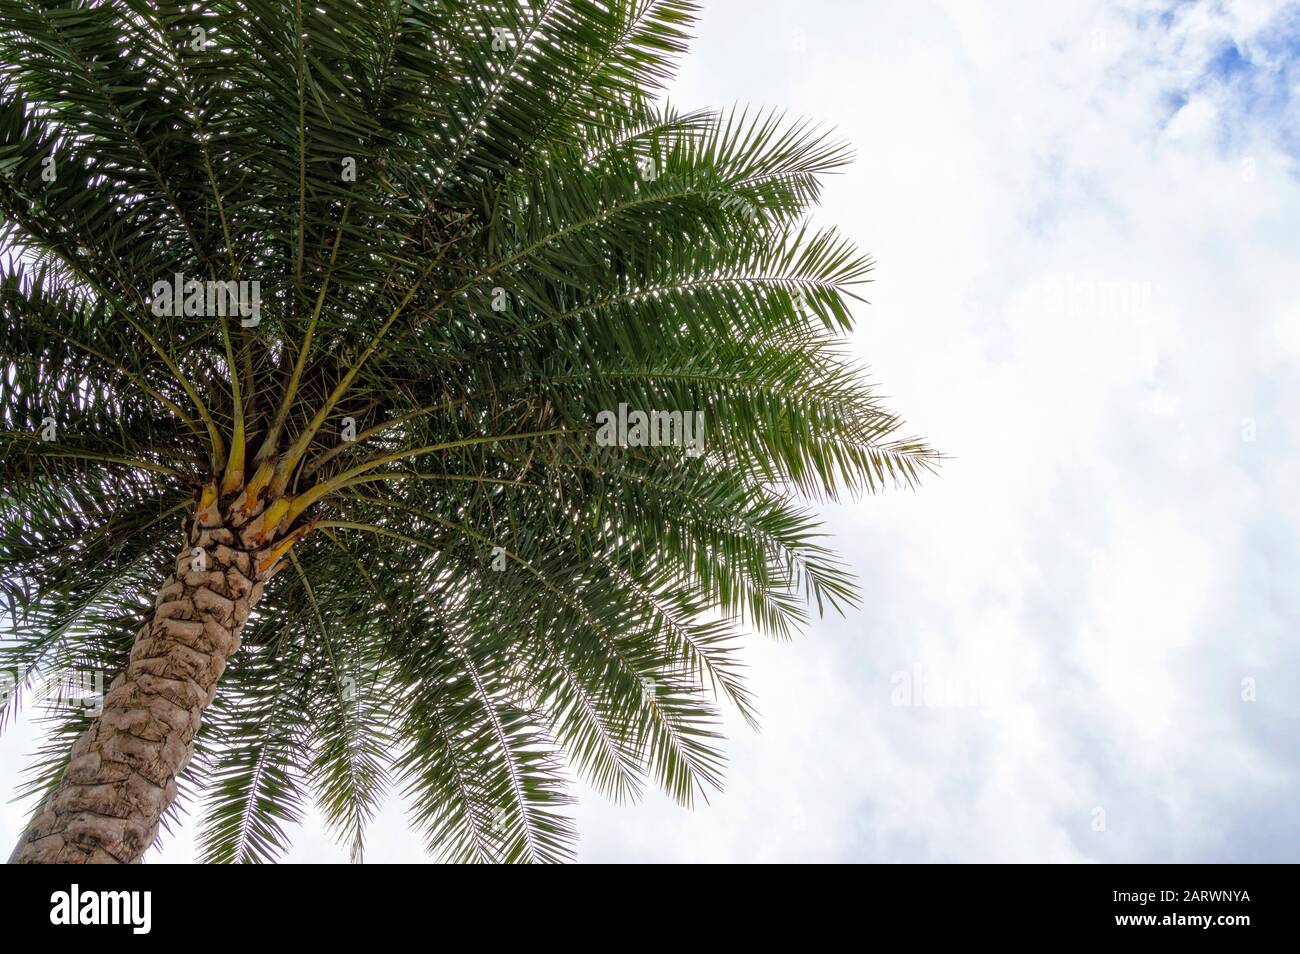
[3,0,1298,863]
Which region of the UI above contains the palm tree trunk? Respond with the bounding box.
[8,514,264,864]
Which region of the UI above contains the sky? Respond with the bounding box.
[3,0,1299,863]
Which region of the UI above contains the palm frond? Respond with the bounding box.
[0,0,938,863]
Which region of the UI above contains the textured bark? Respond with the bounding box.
[8,512,269,864]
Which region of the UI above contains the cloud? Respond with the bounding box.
[566,0,1300,863]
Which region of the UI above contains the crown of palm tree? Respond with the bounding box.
[0,0,937,863]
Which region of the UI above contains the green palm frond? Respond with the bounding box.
[0,0,938,863]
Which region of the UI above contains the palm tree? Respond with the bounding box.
[0,0,935,864]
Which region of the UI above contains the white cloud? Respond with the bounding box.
[566,0,1300,863]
